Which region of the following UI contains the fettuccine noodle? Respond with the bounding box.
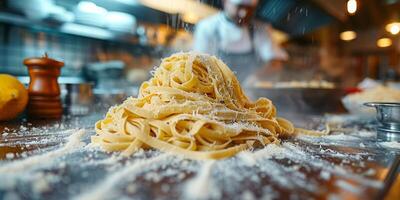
[92,52,296,159]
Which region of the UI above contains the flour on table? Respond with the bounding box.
[183,161,220,200]
[0,129,86,174]
[335,180,363,195]
[320,171,331,180]
[356,131,376,138]
[379,141,400,150]
[322,134,360,141]
[0,128,387,200]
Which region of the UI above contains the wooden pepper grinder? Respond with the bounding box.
[24,53,64,119]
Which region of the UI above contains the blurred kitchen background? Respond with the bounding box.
[0,0,399,95]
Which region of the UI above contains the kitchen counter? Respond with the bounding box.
[0,108,399,200]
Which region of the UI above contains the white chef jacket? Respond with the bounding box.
[193,12,288,62]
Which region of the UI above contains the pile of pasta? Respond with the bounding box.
[92,52,296,159]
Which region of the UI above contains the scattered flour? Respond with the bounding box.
[379,141,400,150]
[0,129,86,174]
[297,133,361,144]
[125,183,137,194]
[237,151,257,166]
[335,180,363,195]
[241,190,256,200]
[73,153,171,200]
[357,131,377,138]
[322,134,360,141]
[277,143,383,189]
[261,186,279,200]
[183,161,220,200]
[0,129,386,200]
[363,169,376,176]
[320,171,331,180]
[237,144,285,166]
[29,172,60,194]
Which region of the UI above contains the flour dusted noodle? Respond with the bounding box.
[92,52,295,159]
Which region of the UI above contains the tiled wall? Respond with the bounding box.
[0,24,153,77]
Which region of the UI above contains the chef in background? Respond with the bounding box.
[193,0,288,83]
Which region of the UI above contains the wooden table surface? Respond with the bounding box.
[0,110,399,200]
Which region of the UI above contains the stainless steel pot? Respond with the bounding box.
[364,102,400,133]
[364,102,400,142]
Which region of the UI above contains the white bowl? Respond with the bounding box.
[341,96,375,117]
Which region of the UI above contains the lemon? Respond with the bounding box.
[0,74,29,121]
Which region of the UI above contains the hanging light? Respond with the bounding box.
[377,37,392,48]
[340,31,357,41]
[347,0,357,14]
[385,22,400,35]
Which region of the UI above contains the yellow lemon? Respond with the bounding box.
[0,74,29,121]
